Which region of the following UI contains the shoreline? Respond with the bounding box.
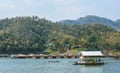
[0,54,120,59]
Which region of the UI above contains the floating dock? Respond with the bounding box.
[10,54,78,59]
[0,54,120,59]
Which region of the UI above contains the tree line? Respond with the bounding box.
[0,16,119,54]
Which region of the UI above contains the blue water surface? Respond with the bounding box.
[0,58,120,73]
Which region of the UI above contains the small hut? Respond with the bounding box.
[74,51,104,65]
[15,54,26,58]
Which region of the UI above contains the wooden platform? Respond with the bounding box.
[73,61,104,65]
[11,54,78,59]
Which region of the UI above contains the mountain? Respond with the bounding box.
[0,16,120,54]
[59,15,120,30]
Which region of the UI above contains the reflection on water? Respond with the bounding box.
[80,65,103,73]
[0,58,120,73]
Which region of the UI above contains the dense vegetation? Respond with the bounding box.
[0,16,120,54]
[59,15,120,30]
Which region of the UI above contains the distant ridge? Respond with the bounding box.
[59,15,120,30]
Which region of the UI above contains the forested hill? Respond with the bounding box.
[59,15,120,30]
[0,16,120,54]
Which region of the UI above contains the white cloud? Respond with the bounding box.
[24,0,33,4]
[0,4,16,9]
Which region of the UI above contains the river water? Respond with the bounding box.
[0,58,120,73]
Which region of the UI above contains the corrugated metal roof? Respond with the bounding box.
[80,51,103,56]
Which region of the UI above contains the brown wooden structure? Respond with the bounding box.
[11,54,78,59]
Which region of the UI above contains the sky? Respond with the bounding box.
[0,0,120,21]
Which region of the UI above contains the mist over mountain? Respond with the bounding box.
[59,15,120,30]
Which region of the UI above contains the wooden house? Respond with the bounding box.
[74,51,104,65]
